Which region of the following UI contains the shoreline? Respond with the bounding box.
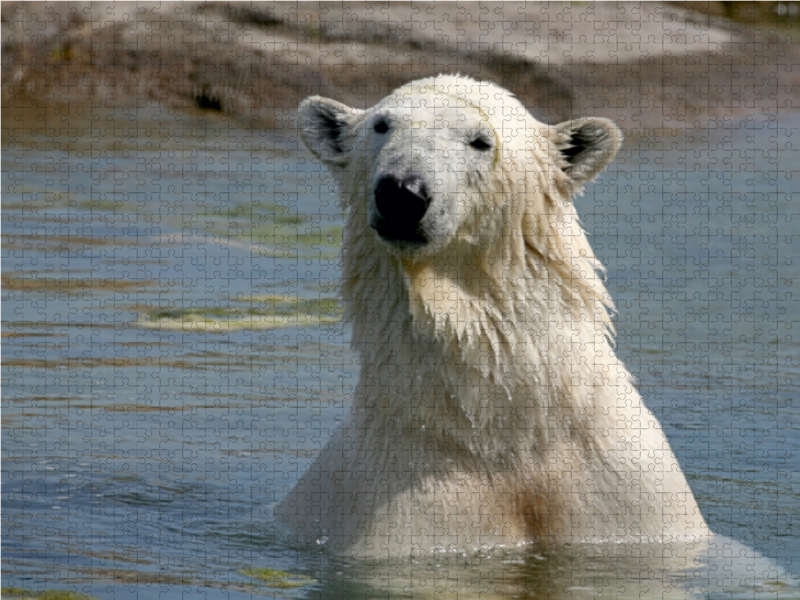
[3,2,799,131]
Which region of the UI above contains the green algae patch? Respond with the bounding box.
[238,567,316,589]
[2,589,97,600]
[137,296,342,332]
[761,580,790,588]
[199,202,343,260]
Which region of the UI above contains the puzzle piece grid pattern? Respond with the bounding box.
[2,3,799,599]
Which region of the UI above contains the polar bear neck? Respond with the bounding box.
[340,202,634,459]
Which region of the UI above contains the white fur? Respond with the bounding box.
[275,74,709,557]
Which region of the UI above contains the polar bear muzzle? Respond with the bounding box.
[371,174,431,246]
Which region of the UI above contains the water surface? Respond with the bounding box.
[2,101,799,598]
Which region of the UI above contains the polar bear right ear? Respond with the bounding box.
[552,118,623,184]
[298,97,364,166]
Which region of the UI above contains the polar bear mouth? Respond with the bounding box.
[371,175,431,246]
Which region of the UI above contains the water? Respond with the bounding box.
[2,101,799,599]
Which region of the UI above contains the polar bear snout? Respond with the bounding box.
[371,175,432,246]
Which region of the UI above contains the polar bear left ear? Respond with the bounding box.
[298,97,364,166]
[552,118,623,184]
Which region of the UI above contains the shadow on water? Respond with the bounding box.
[3,100,799,599]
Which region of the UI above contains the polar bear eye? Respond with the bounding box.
[469,137,492,151]
[373,119,390,134]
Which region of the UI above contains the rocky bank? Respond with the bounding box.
[2,2,799,131]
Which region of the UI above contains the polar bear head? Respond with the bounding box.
[298,75,623,345]
[298,74,621,259]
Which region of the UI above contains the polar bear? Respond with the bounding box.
[275,74,709,557]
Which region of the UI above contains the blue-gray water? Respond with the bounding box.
[2,101,799,599]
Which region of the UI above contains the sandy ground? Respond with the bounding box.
[2,2,799,131]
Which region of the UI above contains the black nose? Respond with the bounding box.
[373,176,431,243]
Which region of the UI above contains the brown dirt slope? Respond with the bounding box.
[3,2,798,131]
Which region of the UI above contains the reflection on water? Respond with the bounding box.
[307,537,789,600]
[2,100,799,599]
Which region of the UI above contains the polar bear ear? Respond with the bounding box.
[552,118,623,183]
[298,97,364,166]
